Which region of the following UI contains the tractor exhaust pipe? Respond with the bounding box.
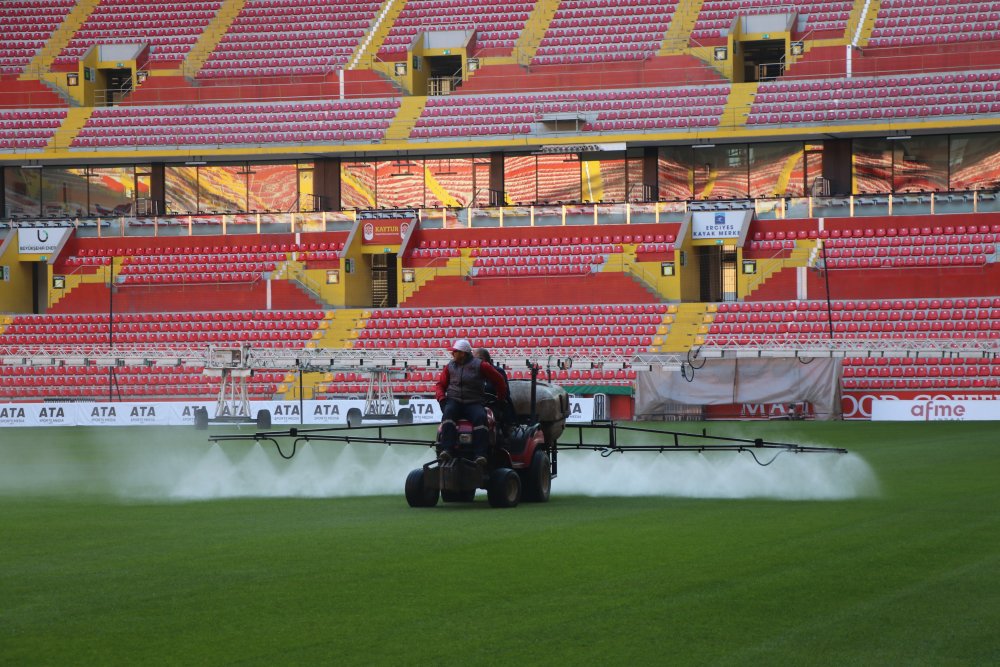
[527,361,539,424]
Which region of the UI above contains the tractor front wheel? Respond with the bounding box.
[405,468,439,508]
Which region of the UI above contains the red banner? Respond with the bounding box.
[702,403,816,420]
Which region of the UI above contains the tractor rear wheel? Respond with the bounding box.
[487,468,521,508]
[405,468,439,507]
[522,448,552,503]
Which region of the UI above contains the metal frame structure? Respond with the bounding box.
[2,339,998,375]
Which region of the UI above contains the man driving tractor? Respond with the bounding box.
[435,339,509,467]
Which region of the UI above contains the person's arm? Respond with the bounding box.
[480,362,508,402]
[434,367,450,402]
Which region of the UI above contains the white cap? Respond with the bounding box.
[450,339,472,353]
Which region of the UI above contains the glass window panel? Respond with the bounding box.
[893,135,948,192]
[165,165,199,215]
[425,157,473,207]
[504,154,536,205]
[804,143,824,196]
[582,158,626,203]
[41,167,88,217]
[133,166,153,215]
[853,138,892,194]
[89,166,135,216]
[297,164,315,212]
[537,153,580,204]
[245,163,299,213]
[658,147,692,201]
[341,161,376,209]
[693,145,747,200]
[950,133,1000,191]
[748,142,804,198]
[473,156,491,206]
[199,165,247,212]
[4,166,41,218]
[626,156,646,202]
[376,159,424,208]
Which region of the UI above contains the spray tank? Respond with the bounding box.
[509,377,570,446]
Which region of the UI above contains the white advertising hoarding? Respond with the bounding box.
[0,397,598,427]
[691,211,744,239]
[871,398,1000,421]
[17,227,71,255]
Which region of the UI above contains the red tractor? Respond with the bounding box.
[404,377,569,508]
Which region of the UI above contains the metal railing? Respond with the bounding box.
[5,192,1000,240]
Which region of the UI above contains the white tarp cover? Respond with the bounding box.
[636,357,842,420]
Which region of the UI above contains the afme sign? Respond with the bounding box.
[871,399,1000,421]
[841,392,1000,420]
[0,398,596,427]
[17,227,71,255]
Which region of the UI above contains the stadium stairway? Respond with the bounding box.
[313,308,367,350]
[659,0,704,55]
[181,0,248,79]
[853,0,883,48]
[721,81,758,129]
[515,0,562,66]
[745,240,816,299]
[613,247,672,302]
[385,96,429,141]
[660,303,704,352]
[48,261,108,311]
[399,254,468,304]
[49,107,93,150]
[350,0,407,72]
[21,0,99,79]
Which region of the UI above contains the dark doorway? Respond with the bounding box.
[32,260,45,314]
[426,55,463,95]
[741,40,786,82]
[104,68,133,105]
[697,245,738,302]
[371,253,398,308]
[697,246,722,302]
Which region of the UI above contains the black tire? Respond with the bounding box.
[487,468,521,508]
[441,489,476,503]
[346,408,363,427]
[405,468,439,508]
[194,406,209,430]
[397,407,413,425]
[522,448,552,503]
[256,409,272,430]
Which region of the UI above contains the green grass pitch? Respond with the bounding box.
[1,421,998,665]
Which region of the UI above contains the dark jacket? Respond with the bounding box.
[435,356,508,404]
